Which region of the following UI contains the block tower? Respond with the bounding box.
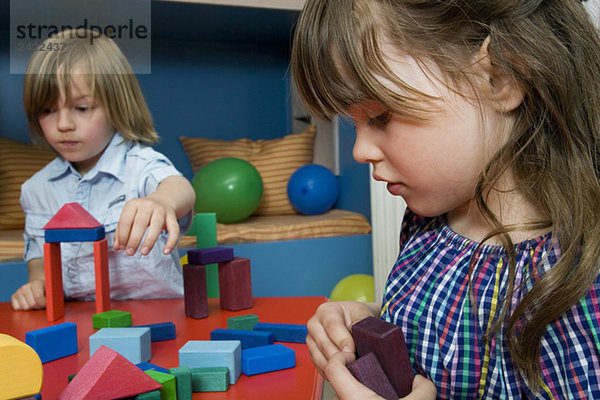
[43,202,110,321]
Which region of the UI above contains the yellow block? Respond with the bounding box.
[0,334,43,400]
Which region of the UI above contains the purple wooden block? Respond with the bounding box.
[188,247,234,265]
[183,264,208,319]
[219,257,253,311]
[348,352,399,400]
[352,316,413,397]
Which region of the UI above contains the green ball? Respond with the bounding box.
[192,157,263,224]
[329,274,375,302]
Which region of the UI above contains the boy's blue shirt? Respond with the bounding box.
[20,133,190,300]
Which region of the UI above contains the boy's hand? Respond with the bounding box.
[11,280,46,311]
[114,197,180,256]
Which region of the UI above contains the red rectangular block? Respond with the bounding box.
[183,264,208,319]
[352,316,413,397]
[44,242,63,322]
[218,257,253,311]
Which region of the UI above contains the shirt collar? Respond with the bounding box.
[47,133,131,182]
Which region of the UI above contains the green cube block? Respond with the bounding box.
[92,310,132,329]
[227,315,259,331]
[135,390,161,400]
[146,370,177,400]
[168,366,192,400]
[191,367,229,392]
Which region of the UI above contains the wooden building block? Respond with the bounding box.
[43,241,63,322]
[137,362,169,374]
[227,314,259,331]
[135,390,161,399]
[188,246,234,265]
[210,328,274,349]
[347,352,399,400]
[191,213,219,298]
[183,264,208,319]
[89,327,151,364]
[241,344,296,376]
[93,238,111,314]
[179,340,241,384]
[135,322,176,342]
[25,322,78,363]
[145,370,177,400]
[253,322,308,343]
[191,367,229,392]
[93,310,132,329]
[168,366,193,400]
[45,226,105,243]
[351,316,413,397]
[0,334,43,400]
[58,345,161,399]
[43,202,102,229]
[218,257,253,311]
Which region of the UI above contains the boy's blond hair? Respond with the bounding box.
[23,28,157,145]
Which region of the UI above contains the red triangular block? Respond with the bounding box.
[44,202,102,230]
[58,345,161,399]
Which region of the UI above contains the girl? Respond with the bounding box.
[291,0,600,398]
[11,29,196,310]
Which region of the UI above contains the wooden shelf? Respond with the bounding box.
[156,0,306,11]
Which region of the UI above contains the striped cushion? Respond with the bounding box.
[180,126,316,216]
[0,138,55,229]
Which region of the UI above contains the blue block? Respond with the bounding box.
[45,226,105,243]
[253,322,308,343]
[137,362,169,374]
[188,246,234,265]
[89,327,151,364]
[179,340,241,384]
[135,322,176,342]
[25,322,78,363]
[241,344,296,376]
[210,329,274,349]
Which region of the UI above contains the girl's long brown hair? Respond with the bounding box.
[291,0,600,390]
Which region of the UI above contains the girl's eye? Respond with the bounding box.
[39,107,54,115]
[367,110,391,127]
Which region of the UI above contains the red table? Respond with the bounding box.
[1,297,326,399]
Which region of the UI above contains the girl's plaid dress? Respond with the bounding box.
[381,211,600,399]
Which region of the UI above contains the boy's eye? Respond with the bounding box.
[75,106,90,112]
[367,110,392,127]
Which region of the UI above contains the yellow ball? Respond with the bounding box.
[330,274,375,302]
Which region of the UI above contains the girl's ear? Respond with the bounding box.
[476,37,525,113]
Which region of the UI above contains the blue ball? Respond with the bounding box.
[287,164,339,215]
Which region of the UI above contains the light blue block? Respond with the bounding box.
[179,340,241,384]
[89,327,151,364]
[241,344,296,376]
[26,322,78,363]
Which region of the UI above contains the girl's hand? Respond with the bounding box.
[307,301,379,376]
[114,197,180,256]
[11,279,46,311]
[326,351,437,400]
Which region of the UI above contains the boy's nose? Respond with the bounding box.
[352,127,383,164]
[57,109,75,131]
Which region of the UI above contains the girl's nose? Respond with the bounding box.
[57,109,75,132]
[352,127,383,164]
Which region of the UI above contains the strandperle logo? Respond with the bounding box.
[15,18,149,45]
[10,0,151,74]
